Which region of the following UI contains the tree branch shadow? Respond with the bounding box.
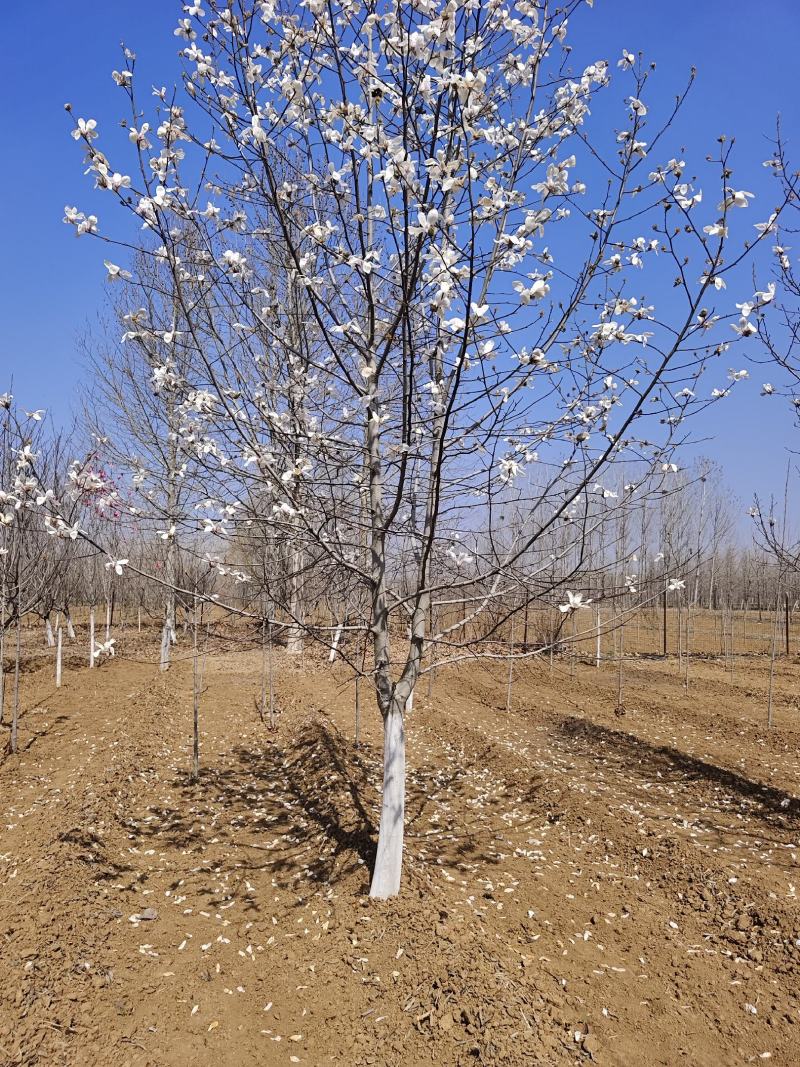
[555,715,800,863]
[120,716,380,906]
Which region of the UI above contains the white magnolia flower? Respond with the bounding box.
[731,318,757,338]
[100,170,131,193]
[703,222,727,238]
[719,189,754,211]
[76,213,98,236]
[754,212,779,236]
[92,638,116,661]
[513,277,550,304]
[559,590,592,614]
[701,274,726,290]
[498,456,523,484]
[415,208,440,234]
[221,249,248,273]
[250,114,268,144]
[105,558,130,576]
[761,383,774,395]
[129,123,151,148]
[72,117,98,141]
[446,545,474,568]
[104,261,132,282]
[754,282,776,306]
[667,578,685,592]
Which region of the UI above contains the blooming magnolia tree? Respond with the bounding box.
[81,251,211,670]
[0,398,87,750]
[57,0,793,897]
[749,158,800,566]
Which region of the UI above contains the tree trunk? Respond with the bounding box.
[285,544,304,654]
[785,592,790,657]
[11,606,22,754]
[328,619,344,663]
[268,621,275,729]
[369,702,406,899]
[159,617,171,671]
[56,627,62,689]
[354,676,361,746]
[0,578,6,725]
[192,593,200,780]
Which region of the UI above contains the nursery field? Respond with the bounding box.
[6,0,800,1063]
[1,634,800,1066]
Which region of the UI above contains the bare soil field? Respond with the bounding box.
[2,635,800,1065]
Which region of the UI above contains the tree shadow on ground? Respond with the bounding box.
[403,743,546,870]
[555,715,800,866]
[120,716,379,907]
[118,710,542,905]
[557,715,800,820]
[57,824,134,881]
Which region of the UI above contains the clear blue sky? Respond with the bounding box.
[1,0,799,514]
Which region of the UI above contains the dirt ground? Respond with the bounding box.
[2,631,800,1065]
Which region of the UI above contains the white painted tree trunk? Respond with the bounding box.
[89,608,95,668]
[268,621,275,729]
[66,614,76,640]
[506,613,515,711]
[354,676,361,745]
[192,592,200,780]
[0,586,5,724]
[286,545,304,655]
[369,704,406,899]
[328,621,344,663]
[56,627,62,688]
[11,608,21,754]
[160,621,172,671]
[160,541,178,670]
[45,618,55,648]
